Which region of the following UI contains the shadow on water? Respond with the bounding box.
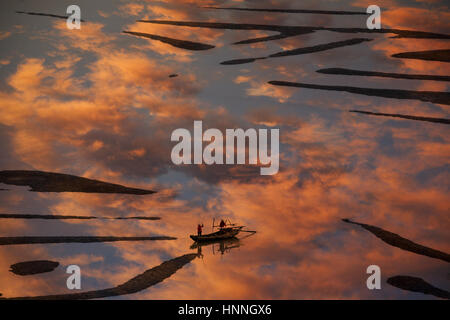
[190,230,256,257]
[10,260,59,276]
[342,219,450,263]
[0,170,156,195]
[191,237,241,257]
[2,254,197,300]
[387,276,450,299]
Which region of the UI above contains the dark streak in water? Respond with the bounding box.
[10,260,59,276]
[115,216,160,220]
[387,276,450,299]
[4,254,197,300]
[222,38,372,65]
[15,11,85,22]
[221,57,266,65]
[392,49,450,63]
[202,6,367,15]
[349,110,450,125]
[122,31,215,51]
[233,32,312,45]
[0,236,176,246]
[317,68,450,82]
[270,38,372,57]
[342,219,450,263]
[0,213,161,220]
[0,170,156,194]
[136,20,450,46]
[169,74,178,78]
[268,81,450,105]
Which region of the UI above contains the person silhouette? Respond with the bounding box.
[197,223,204,236]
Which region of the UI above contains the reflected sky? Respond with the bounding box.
[0,0,449,299]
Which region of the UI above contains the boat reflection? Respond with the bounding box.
[191,237,241,256]
[190,231,256,257]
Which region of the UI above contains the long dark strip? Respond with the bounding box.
[349,110,450,124]
[233,32,312,45]
[202,6,367,15]
[317,68,450,82]
[268,81,450,105]
[15,11,85,22]
[136,20,450,40]
[387,276,450,299]
[221,38,371,65]
[0,170,156,194]
[343,219,450,263]
[0,236,176,246]
[270,38,372,57]
[392,49,450,63]
[122,31,215,51]
[0,213,160,220]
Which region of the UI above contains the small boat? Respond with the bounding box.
[190,226,243,242]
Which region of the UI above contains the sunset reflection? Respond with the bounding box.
[0,0,448,300]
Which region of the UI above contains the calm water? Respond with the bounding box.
[0,0,449,299]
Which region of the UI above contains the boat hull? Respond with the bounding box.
[190,237,239,249]
[190,228,240,242]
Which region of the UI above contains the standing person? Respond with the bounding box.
[197,223,204,236]
[219,219,226,229]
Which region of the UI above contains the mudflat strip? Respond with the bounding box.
[0,213,160,220]
[202,6,368,15]
[349,110,450,125]
[122,31,215,51]
[136,20,450,44]
[0,170,156,194]
[317,68,450,82]
[343,219,450,263]
[4,254,197,300]
[15,11,85,22]
[392,49,450,63]
[221,38,372,65]
[10,260,59,276]
[387,276,450,299]
[268,81,450,105]
[0,236,176,246]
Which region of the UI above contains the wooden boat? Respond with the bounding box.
[190,226,243,242]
